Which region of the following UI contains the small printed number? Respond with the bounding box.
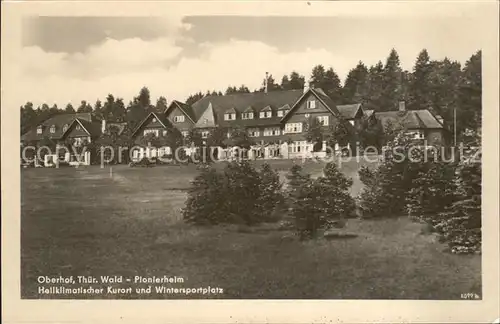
[461,293,480,299]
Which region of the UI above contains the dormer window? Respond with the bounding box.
[37,126,43,134]
[173,115,185,123]
[242,112,254,120]
[224,113,236,121]
[259,111,272,118]
[50,125,56,133]
[306,100,316,109]
[62,124,69,132]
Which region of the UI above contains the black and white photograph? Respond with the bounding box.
[2,1,499,323]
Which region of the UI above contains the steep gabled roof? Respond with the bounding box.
[21,112,94,142]
[375,110,444,130]
[261,105,273,112]
[165,100,196,123]
[337,103,362,119]
[194,102,217,128]
[131,112,170,137]
[243,106,255,113]
[281,88,341,123]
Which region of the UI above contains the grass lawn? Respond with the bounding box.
[21,159,481,299]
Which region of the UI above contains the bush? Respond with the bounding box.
[183,165,228,225]
[182,161,284,226]
[357,133,426,218]
[256,163,285,222]
[287,163,355,240]
[405,158,457,225]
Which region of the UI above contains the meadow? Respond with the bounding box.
[21,159,481,299]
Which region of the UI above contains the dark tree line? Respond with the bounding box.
[21,49,482,142]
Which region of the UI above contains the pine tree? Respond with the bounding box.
[457,50,481,139]
[156,96,168,112]
[323,68,342,102]
[93,100,103,120]
[342,61,369,104]
[381,48,403,110]
[364,61,385,111]
[305,116,324,152]
[408,49,433,110]
[288,71,305,90]
[183,165,228,225]
[65,103,76,113]
[310,65,326,89]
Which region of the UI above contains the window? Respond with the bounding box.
[264,128,280,136]
[317,116,329,126]
[181,131,189,138]
[224,113,236,121]
[62,124,69,132]
[306,100,316,109]
[75,125,81,130]
[201,131,210,139]
[259,111,272,118]
[203,118,209,124]
[152,117,157,122]
[349,120,355,126]
[277,110,284,117]
[50,126,56,133]
[144,129,159,136]
[242,112,254,120]
[162,130,168,136]
[173,115,185,123]
[285,123,302,134]
[37,127,43,134]
[248,128,260,137]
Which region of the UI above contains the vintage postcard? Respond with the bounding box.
[2,1,499,323]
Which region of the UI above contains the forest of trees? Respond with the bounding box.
[20,48,482,142]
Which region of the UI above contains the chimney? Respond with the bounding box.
[264,72,269,93]
[398,101,406,111]
[303,80,310,93]
[101,119,106,133]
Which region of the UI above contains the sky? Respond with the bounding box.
[16,14,485,109]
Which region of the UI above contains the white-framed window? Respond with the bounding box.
[201,131,210,139]
[407,131,425,140]
[263,128,280,136]
[248,128,260,137]
[50,126,56,133]
[144,129,159,136]
[226,131,232,138]
[62,124,69,132]
[242,112,254,120]
[224,113,236,121]
[349,120,355,126]
[75,124,81,130]
[37,127,43,134]
[277,110,284,117]
[181,131,189,137]
[173,115,185,123]
[259,111,272,118]
[152,117,157,123]
[162,130,168,136]
[203,118,209,125]
[306,100,316,109]
[285,122,302,134]
[317,116,329,126]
